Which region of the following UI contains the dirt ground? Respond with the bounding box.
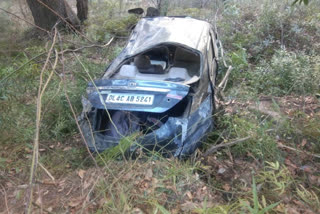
[1,95,319,213]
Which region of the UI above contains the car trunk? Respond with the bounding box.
[82,79,192,150]
[86,79,190,113]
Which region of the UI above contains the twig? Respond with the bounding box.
[277,142,320,159]
[1,185,9,214]
[58,37,114,55]
[80,174,102,214]
[32,202,54,214]
[212,10,233,102]
[40,49,58,98]
[26,28,58,214]
[57,32,99,169]
[38,162,55,181]
[203,137,251,157]
[217,65,233,91]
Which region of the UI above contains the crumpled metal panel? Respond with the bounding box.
[135,95,213,157]
[86,79,190,113]
[79,95,213,158]
[103,17,211,79]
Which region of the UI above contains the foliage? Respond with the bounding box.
[96,132,139,164]
[257,162,293,195]
[251,50,320,96]
[241,175,279,214]
[168,8,212,19]
[296,184,320,212]
[102,15,139,37]
[292,0,310,5]
[212,112,281,161]
[218,0,320,61]
[85,1,138,41]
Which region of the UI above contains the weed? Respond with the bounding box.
[296,184,320,212]
[96,133,139,164]
[214,113,281,161]
[240,174,279,214]
[257,161,293,195]
[253,50,320,95]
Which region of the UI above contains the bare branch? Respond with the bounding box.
[59,37,114,55]
[203,137,251,157]
[218,65,233,91]
[26,28,58,214]
[278,142,320,159]
[38,163,55,181]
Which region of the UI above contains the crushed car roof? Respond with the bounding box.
[127,17,211,55]
[103,17,212,79]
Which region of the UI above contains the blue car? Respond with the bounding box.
[80,16,219,157]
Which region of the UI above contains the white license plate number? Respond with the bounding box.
[105,93,154,105]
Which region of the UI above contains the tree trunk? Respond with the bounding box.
[26,0,80,31]
[76,0,88,23]
[156,0,169,16]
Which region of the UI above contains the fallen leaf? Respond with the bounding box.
[181,201,198,212]
[145,168,153,180]
[300,165,314,173]
[285,207,300,214]
[63,147,72,151]
[68,198,83,207]
[35,197,42,206]
[300,139,307,148]
[78,169,86,179]
[218,167,226,174]
[285,158,298,169]
[308,175,320,186]
[222,183,231,191]
[41,179,56,185]
[131,208,144,214]
[186,191,193,200]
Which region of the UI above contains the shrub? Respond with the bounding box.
[218,0,320,62]
[102,15,138,37]
[252,50,320,95]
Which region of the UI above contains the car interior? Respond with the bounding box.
[112,45,201,82]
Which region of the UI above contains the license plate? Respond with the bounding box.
[105,93,154,105]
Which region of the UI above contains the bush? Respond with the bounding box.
[218,0,320,62]
[210,112,281,161]
[251,50,320,95]
[102,15,139,37]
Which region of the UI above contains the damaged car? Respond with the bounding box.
[80,16,219,158]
